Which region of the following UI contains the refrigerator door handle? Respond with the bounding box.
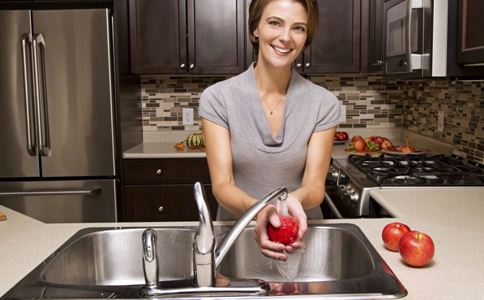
[32,33,51,157]
[0,187,102,197]
[21,33,37,156]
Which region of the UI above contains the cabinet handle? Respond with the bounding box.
[372,60,384,67]
[189,63,195,70]
[296,63,302,68]
[155,169,162,175]
[158,206,164,213]
[179,63,186,69]
[305,62,310,68]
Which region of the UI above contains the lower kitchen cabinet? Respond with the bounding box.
[121,158,218,221]
[123,184,217,221]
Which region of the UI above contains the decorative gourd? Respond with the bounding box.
[185,133,204,149]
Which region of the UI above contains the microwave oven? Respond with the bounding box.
[384,0,448,77]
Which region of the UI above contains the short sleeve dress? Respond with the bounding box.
[199,64,341,220]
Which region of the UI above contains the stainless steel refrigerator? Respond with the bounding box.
[0,8,117,223]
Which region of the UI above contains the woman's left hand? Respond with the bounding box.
[281,193,308,252]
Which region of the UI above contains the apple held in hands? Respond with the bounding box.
[382,222,411,252]
[267,215,299,246]
[399,231,435,267]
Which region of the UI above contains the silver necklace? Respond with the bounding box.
[263,98,284,116]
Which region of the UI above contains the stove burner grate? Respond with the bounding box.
[381,175,427,186]
[347,154,484,186]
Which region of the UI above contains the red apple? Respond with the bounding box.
[267,215,299,245]
[382,222,411,252]
[373,136,384,145]
[380,139,394,150]
[353,139,366,152]
[351,135,363,142]
[399,231,435,267]
[340,131,349,140]
[334,132,342,141]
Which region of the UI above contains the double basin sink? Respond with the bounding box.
[4,224,406,299]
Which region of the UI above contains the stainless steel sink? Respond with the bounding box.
[218,224,406,297]
[40,227,196,286]
[3,224,406,299]
[219,225,373,282]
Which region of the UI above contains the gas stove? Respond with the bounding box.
[348,154,484,186]
[324,154,484,218]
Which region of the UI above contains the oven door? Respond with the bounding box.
[384,0,428,75]
[321,185,361,219]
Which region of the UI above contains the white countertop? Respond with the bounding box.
[123,142,352,159]
[2,187,484,299]
[123,142,206,158]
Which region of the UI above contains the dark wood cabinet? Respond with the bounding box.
[129,0,245,75]
[361,0,384,73]
[301,0,361,74]
[122,158,218,222]
[245,0,362,74]
[446,0,484,76]
[457,0,484,65]
[124,184,217,221]
[129,0,186,74]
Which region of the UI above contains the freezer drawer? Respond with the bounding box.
[0,180,117,223]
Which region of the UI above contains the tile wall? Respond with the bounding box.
[140,75,484,163]
[402,79,484,163]
[140,74,403,131]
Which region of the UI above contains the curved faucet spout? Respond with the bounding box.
[214,187,287,268]
[191,182,287,287]
[193,182,216,287]
[193,182,215,254]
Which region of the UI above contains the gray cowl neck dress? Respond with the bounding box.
[199,64,341,221]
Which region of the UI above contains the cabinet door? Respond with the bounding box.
[245,0,256,68]
[123,158,211,185]
[457,0,484,65]
[123,184,218,222]
[304,0,361,74]
[129,0,187,74]
[361,0,384,72]
[187,0,245,74]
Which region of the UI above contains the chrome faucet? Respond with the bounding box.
[140,228,159,296]
[140,183,286,296]
[193,182,288,287]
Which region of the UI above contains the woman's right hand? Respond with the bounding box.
[254,205,289,260]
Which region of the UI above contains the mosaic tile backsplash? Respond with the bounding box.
[402,79,483,163]
[140,75,483,163]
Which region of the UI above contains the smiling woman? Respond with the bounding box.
[199,0,341,261]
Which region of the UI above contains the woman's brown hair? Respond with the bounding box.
[248,0,319,53]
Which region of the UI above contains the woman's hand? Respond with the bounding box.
[282,193,308,250]
[254,205,288,260]
[254,194,308,260]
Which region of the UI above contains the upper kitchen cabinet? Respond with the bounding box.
[446,0,484,76]
[456,0,484,66]
[360,0,384,73]
[298,0,361,74]
[129,0,245,75]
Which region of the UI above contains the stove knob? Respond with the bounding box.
[338,173,349,185]
[330,166,340,178]
[349,190,360,202]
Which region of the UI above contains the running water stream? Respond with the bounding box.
[273,195,302,281]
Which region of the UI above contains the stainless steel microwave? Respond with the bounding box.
[384,0,448,77]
